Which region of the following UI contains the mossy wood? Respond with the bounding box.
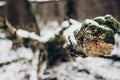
[74,15,120,56]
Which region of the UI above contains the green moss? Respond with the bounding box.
[77,15,118,45]
[105,19,120,33]
[93,15,120,44]
[94,18,105,24]
[94,15,120,34]
[104,29,115,44]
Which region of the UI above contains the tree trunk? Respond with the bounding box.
[65,0,78,20]
[5,0,40,35]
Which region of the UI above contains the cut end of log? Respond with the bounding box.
[75,15,119,57]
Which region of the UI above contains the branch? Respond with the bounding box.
[99,55,120,61]
[0,58,29,67]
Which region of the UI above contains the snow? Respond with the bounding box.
[16,29,30,38]
[0,38,39,80]
[17,29,42,41]
[111,33,120,56]
[0,19,120,80]
[0,39,13,54]
[40,57,120,80]
[84,19,99,26]
[39,21,61,42]
[0,30,6,38]
[17,29,53,42]
[0,1,6,6]
[16,21,61,43]
[84,15,113,31]
[16,47,34,60]
[0,39,34,63]
[0,60,32,80]
[94,16,106,21]
[105,14,112,18]
[63,19,82,45]
[62,20,70,27]
[29,49,40,80]
[94,14,111,21]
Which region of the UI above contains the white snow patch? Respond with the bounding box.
[94,16,106,21]
[0,51,17,63]
[16,29,29,38]
[29,49,40,80]
[39,21,61,42]
[0,39,13,54]
[41,56,120,80]
[16,47,34,60]
[0,60,32,80]
[62,20,70,27]
[63,19,82,45]
[0,30,6,38]
[84,19,99,26]
[0,1,6,6]
[111,33,120,56]
[105,14,112,18]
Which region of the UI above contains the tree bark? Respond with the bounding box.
[65,0,78,20]
[5,0,40,35]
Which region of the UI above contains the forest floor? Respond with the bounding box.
[0,20,120,80]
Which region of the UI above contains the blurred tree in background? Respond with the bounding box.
[70,0,120,21]
[5,0,40,35]
[31,0,120,22]
[0,0,120,23]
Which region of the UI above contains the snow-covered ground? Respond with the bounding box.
[40,57,120,80]
[0,19,120,80]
